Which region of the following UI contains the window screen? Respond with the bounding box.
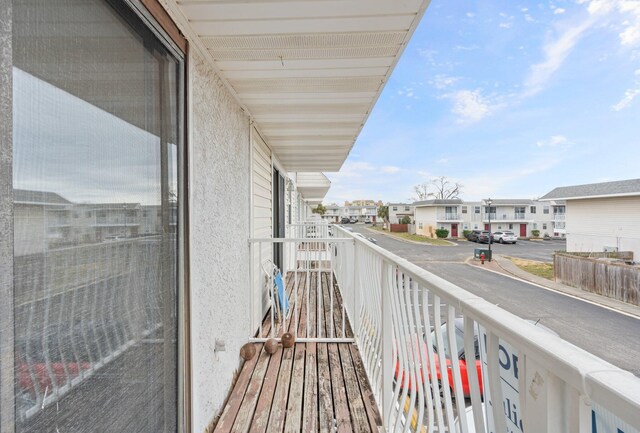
[12,1,182,432]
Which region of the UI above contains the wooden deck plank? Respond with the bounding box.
[328,343,352,433]
[293,272,307,338]
[214,343,262,433]
[349,344,384,432]
[321,273,352,433]
[339,343,371,433]
[317,343,334,433]
[231,347,272,433]
[266,344,294,432]
[248,347,283,433]
[302,342,318,432]
[283,343,306,432]
[307,270,317,338]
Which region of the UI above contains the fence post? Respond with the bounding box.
[380,260,393,431]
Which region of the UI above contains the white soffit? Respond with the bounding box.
[170,0,431,172]
[296,172,331,201]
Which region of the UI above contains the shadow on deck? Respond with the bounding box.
[214,271,382,433]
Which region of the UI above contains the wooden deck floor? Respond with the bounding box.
[214,271,382,433]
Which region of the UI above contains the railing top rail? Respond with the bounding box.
[249,237,353,243]
[333,225,640,424]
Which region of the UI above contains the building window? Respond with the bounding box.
[543,223,547,230]
[462,206,467,214]
[392,206,397,211]
[530,206,536,214]
[419,222,423,229]
[543,206,550,214]
[509,224,513,230]
[474,206,480,214]
[533,223,538,229]
[498,225,502,230]
[474,224,478,229]
[12,1,183,431]
[405,206,410,211]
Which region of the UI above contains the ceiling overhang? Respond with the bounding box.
[166,0,431,172]
[296,172,331,203]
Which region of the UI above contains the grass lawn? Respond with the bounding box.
[368,226,451,246]
[507,257,555,280]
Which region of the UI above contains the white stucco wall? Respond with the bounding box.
[188,49,251,432]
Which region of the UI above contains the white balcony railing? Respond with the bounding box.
[436,213,461,221]
[331,224,640,433]
[554,213,566,221]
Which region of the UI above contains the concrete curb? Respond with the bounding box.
[470,254,640,319]
[365,227,457,247]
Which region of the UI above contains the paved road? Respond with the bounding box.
[350,225,640,376]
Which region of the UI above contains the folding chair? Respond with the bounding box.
[261,260,290,323]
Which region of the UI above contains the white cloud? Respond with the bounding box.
[431,74,461,89]
[381,166,400,174]
[466,12,475,18]
[523,19,594,96]
[536,134,571,147]
[437,158,450,164]
[447,89,492,122]
[554,7,566,14]
[525,14,535,22]
[499,22,513,29]
[612,68,640,110]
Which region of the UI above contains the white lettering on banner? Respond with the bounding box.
[478,326,524,433]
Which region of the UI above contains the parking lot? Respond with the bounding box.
[350,225,566,263]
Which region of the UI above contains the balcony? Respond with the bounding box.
[479,213,529,222]
[214,222,640,433]
[436,213,462,221]
[554,213,566,221]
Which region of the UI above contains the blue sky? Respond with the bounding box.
[325,0,640,205]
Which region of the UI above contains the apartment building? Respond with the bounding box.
[541,178,640,259]
[414,198,566,238]
[388,202,414,224]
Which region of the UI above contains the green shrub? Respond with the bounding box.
[531,229,540,237]
[462,229,471,239]
[435,228,449,238]
[400,215,412,224]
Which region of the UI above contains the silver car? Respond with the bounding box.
[493,230,518,244]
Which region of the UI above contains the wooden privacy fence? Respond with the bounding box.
[554,252,640,305]
[389,224,408,233]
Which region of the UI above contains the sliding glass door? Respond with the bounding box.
[11,1,183,431]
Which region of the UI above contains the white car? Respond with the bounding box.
[492,230,517,244]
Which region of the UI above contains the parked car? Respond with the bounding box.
[476,231,493,244]
[354,233,377,244]
[364,217,372,224]
[466,229,482,242]
[349,217,357,224]
[340,217,351,224]
[493,230,517,244]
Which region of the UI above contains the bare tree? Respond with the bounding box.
[412,176,463,201]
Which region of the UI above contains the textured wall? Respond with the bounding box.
[188,49,251,432]
[0,1,14,431]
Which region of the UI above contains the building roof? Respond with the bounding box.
[540,178,640,201]
[484,199,534,205]
[388,203,413,207]
[14,189,72,206]
[413,199,463,206]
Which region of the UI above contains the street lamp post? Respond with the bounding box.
[486,198,493,260]
[123,204,127,239]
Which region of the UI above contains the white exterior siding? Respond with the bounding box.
[415,207,436,237]
[188,49,252,433]
[566,196,640,259]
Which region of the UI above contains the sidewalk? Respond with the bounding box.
[469,254,640,318]
[365,227,457,246]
